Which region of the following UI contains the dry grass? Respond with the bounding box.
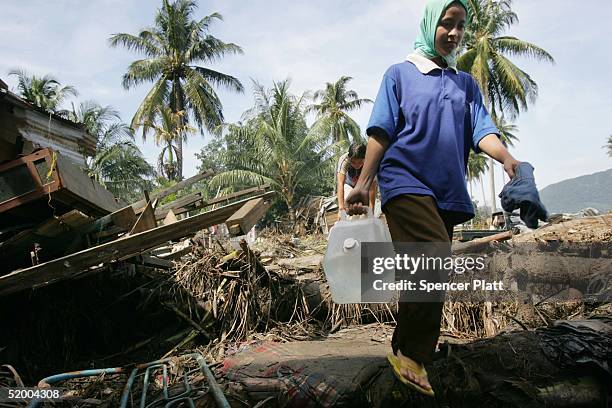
[151,232,610,362]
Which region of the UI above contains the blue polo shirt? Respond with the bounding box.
[367,53,499,219]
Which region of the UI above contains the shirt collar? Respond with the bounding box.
[406,52,458,74]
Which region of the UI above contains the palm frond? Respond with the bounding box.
[121,58,166,89]
[110,0,243,179]
[108,31,162,57]
[494,37,555,63]
[191,66,244,93]
[131,77,170,138]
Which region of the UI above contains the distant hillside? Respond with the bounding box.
[539,168,612,213]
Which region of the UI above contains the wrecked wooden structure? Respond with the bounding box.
[0,85,277,402]
[0,84,275,295]
[0,168,274,294]
[0,80,96,165]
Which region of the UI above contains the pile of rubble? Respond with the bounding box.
[0,210,610,406]
[0,85,284,406]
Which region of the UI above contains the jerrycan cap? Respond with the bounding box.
[343,238,358,252]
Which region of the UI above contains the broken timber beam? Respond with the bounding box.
[131,169,214,213]
[225,197,273,236]
[452,230,513,255]
[129,193,158,235]
[0,191,275,297]
[82,205,137,235]
[130,254,174,269]
[154,184,270,221]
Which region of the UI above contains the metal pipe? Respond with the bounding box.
[193,354,230,408]
[119,368,138,408]
[140,364,167,408]
[29,367,125,408]
[29,353,229,408]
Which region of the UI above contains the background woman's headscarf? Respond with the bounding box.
[414,0,469,69]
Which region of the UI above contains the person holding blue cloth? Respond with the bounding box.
[346,0,520,396]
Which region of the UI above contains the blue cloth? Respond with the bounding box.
[499,162,548,229]
[367,61,499,220]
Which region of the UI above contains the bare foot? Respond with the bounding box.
[397,350,432,391]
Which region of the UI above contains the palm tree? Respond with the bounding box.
[9,69,77,113]
[65,102,155,202]
[466,151,489,225]
[605,135,612,158]
[109,0,244,180]
[458,0,554,211]
[309,76,372,147]
[211,80,334,224]
[145,107,195,180]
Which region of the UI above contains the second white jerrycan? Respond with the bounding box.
[323,208,396,304]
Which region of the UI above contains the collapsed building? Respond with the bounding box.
[0,83,274,406]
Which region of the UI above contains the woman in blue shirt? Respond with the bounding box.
[347,0,520,396]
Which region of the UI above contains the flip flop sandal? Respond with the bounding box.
[387,353,435,397]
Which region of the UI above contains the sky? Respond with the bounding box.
[2,0,611,209]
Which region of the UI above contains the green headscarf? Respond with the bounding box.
[414,0,469,69]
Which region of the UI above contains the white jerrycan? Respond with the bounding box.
[323,209,395,304]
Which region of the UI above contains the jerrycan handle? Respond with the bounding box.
[345,207,373,221]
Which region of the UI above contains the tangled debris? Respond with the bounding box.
[0,215,610,406]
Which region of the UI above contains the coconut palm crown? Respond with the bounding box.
[308,76,372,146]
[109,0,244,179]
[9,69,77,113]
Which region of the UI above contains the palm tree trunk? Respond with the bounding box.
[285,190,297,229]
[168,142,174,165]
[469,179,474,200]
[480,177,487,214]
[469,180,474,228]
[172,77,184,181]
[176,136,183,181]
[489,158,496,213]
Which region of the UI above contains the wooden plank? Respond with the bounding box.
[163,209,178,225]
[0,191,275,297]
[33,210,92,238]
[155,191,205,217]
[129,197,158,235]
[225,197,272,236]
[109,206,137,231]
[131,169,214,212]
[55,153,121,213]
[452,230,513,255]
[154,184,270,220]
[130,254,174,269]
[201,185,270,207]
[0,210,93,273]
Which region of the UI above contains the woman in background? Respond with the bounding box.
[337,143,377,216]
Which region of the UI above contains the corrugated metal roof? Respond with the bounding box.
[0,87,97,162]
